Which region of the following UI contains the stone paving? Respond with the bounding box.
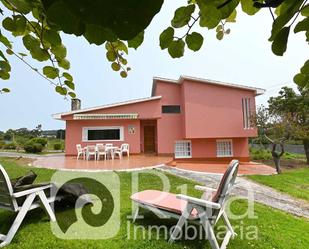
[158,166,309,219]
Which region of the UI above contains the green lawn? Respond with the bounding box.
[0,158,308,249]
[247,167,309,201]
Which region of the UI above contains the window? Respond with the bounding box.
[175,140,192,158]
[242,97,252,129]
[216,139,233,157]
[162,105,181,114]
[82,126,124,141]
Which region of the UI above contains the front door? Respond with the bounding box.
[144,126,156,153]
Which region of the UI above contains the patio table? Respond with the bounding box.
[105,146,119,160]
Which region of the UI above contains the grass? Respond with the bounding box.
[249,147,306,161]
[247,167,309,201]
[0,158,308,249]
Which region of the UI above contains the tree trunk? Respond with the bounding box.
[273,157,282,174]
[304,139,309,165]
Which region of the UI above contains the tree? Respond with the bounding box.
[0,0,308,96]
[268,87,309,165]
[255,105,292,173]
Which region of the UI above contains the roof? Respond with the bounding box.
[152,75,265,96]
[52,96,161,120]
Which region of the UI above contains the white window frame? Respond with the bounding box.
[174,140,192,159]
[242,97,253,129]
[82,126,124,142]
[216,139,233,157]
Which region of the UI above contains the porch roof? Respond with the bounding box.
[73,113,139,120]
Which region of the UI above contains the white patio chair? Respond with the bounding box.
[76,144,85,160]
[105,143,113,148]
[96,144,107,161]
[114,143,130,159]
[131,160,239,249]
[0,164,57,247]
[86,145,96,160]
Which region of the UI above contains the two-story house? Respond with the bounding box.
[53,76,265,162]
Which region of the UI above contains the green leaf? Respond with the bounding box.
[0,71,10,80]
[6,49,13,55]
[271,27,290,56]
[84,24,117,45]
[12,15,27,36]
[62,72,73,81]
[18,52,27,57]
[22,34,40,51]
[294,17,309,33]
[301,60,309,74]
[0,61,11,72]
[226,9,237,22]
[216,31,224,40]
[51,44,67,59]
[119,57,127,65]
[106,51,117,62]
[2,17,17,32]
[0,35,12,49]
[55,86,67,95]
[168,39,185,58]
[68,92,76,98]
[160,27,174,49]
[120,71,127,78]
[171,5,195,28]
[128,32,144,49]
[43,30,62,47]
[293,73,308,88]
[1,88,10,93]
[301,4,309,16]
[7,0,33,14]
[58,59,70,70]
[0,50,8,61]
[43,66,59,79]
[31,48,49,61]
[199,4,222,29]
[111,62,121,71]
[240,0,260,15]
[64,80,75,90]
[185,32,203,51]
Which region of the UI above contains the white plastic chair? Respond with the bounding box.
[86,145,96,160]
[96,144,107,160]
[0,164,57,247]
[114,143,130,159]
[76,144,85,160]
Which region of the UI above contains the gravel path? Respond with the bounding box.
[158,166,309,219]
[0,151,64,158]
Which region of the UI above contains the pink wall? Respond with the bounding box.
[62,99,161,121]
[65,119,140,155]
[191,137,249,158]
[154,81,184,154]
[182,80,257,139]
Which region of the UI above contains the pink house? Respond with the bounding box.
[53,76,265,162]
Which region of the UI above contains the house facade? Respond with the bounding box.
[53,76,265,162]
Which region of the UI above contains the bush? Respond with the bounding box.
[3,142,17,150]
[23,142,43,153]
[250,147,272,160]
[0,141,5,149]
[30,138,47,147]
[53,143,62,150]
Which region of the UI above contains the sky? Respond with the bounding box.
[0,1,307,131]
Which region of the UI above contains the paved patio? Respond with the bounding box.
[172,161,277,175]
[28,153,276,175]
[31,155,173,171]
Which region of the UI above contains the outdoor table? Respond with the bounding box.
[105,146,119,160]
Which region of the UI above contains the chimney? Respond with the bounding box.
[71,98,81,111]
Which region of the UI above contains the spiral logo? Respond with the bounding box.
[50,171,120,240]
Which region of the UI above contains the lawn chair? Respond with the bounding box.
[114,143,130,159]
[76,144,85,160]
[0,164,57,247]
[131,160,239,249]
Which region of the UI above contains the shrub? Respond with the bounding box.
[30,138,48,147]
[53,143,62,150]
[3,142,17,150]
[23,142,43,153]
[0,141,5,149]
[250,147,272,160]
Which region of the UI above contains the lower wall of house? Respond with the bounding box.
[65,119,141,156]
